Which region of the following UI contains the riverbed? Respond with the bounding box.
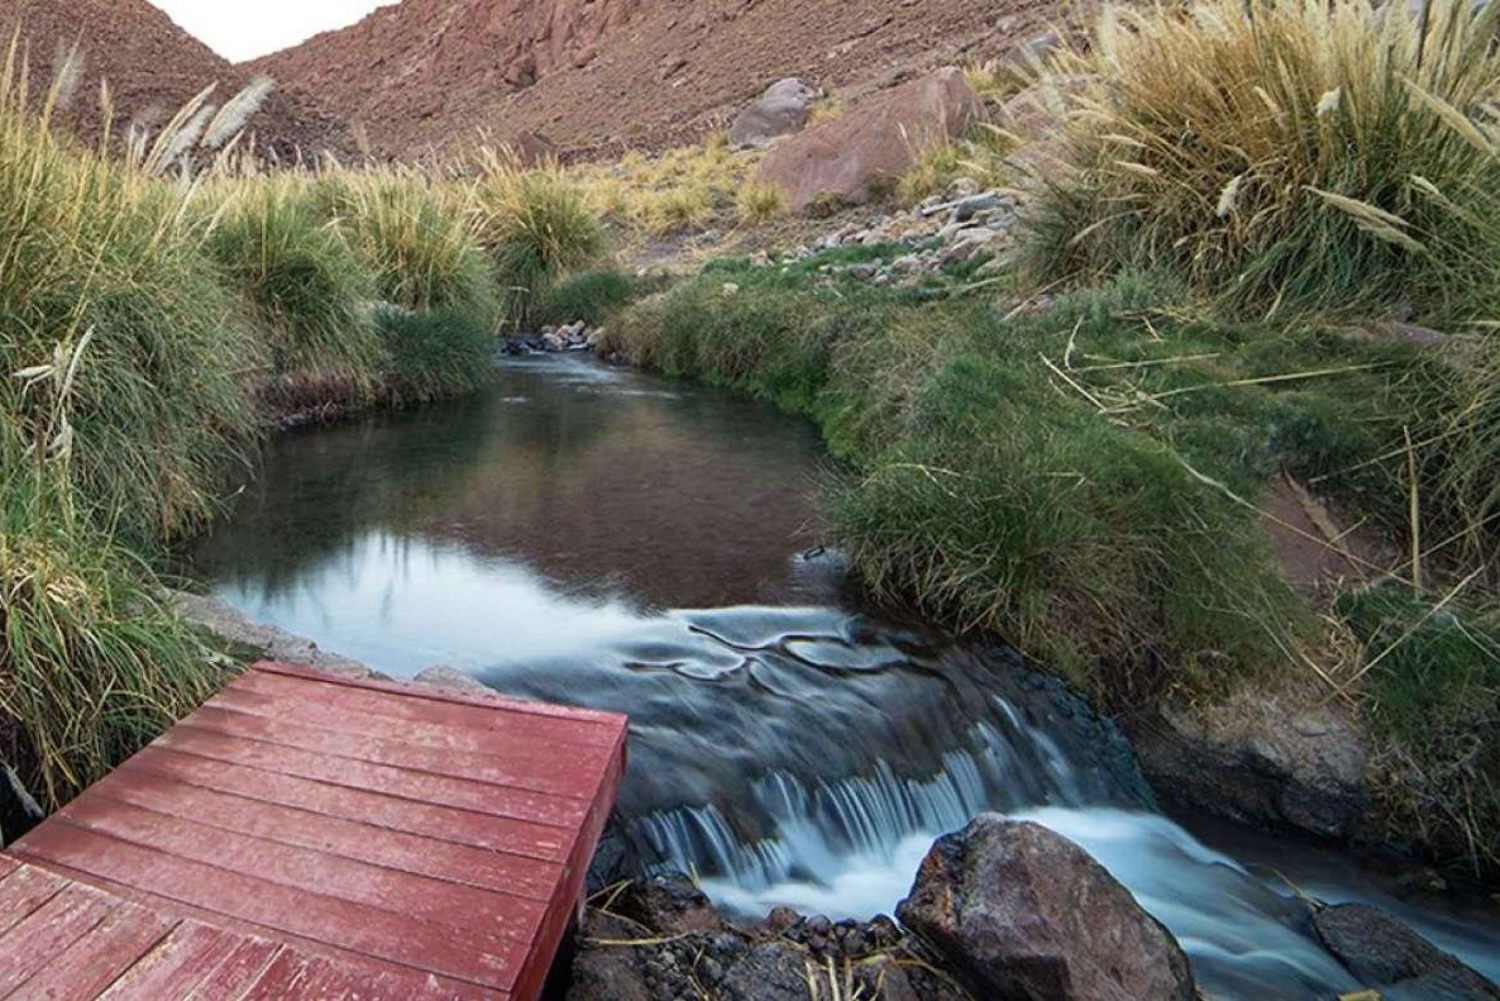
[191,354,1500,998]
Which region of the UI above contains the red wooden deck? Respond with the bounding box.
[0,661,629,1000]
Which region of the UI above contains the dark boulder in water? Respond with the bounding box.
[1312,902,1500,1000]
[897,814,1197,1001]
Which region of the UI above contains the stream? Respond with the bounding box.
[191,354,1500,999]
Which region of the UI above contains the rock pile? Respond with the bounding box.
[567,874,968,1001]
[505,320,604,354]
[758,176,1023,288]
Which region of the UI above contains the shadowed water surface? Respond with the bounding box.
[192,355,1500,998]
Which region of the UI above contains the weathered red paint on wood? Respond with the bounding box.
[0,861,69,934]
[0,661,629,999]
[97,921,248,999]
[15,899,173,1001]
[154,725,589,827]
[0,884,119,994]
[120,747,576,861]
[90,766,561,900]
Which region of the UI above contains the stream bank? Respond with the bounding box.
[184,354,1500,998]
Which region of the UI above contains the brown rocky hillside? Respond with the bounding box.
[251,0,1053,161]
[2,0,354,159]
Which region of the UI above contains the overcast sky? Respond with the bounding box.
[150,1,399,63]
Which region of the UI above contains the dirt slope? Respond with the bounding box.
[252,0,1053,161]
[2,0,353,159]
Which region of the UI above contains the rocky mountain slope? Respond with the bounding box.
[251,0,1051,160]
[2,0,353,159]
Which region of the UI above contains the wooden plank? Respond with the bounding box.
[251,662,627,728]
[233,669,622,747]
[238,947,505,1001]
[0,855,17,879]
[0,884,118,994]
[184,938,282,1001]
[121,749,573,862]
[211,684,615,761]
[185,705,609,799]
[513,725,629,1001]
[53,797,547,942]
[92,766,559,901]
[11,900,174,1000]
[10,824,528,991]
[151,727,587,829]
[0,863,70,936]
[98,921,247,1000]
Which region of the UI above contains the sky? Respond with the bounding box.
[149,1,399,63]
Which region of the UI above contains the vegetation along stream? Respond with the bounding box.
[190,355,1500,1000]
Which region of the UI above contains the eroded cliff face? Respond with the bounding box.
[250,0,646,156]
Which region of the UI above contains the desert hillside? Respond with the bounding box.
[251,0,1049,159]
[2,0,353,158]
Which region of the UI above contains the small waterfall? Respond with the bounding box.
[629,699,1121,891]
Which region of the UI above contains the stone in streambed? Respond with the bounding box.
[1312,903,1500,1000]
[617,872,724,936]
[897,814,1197,1001]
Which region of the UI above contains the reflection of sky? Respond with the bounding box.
[215,531,651,677]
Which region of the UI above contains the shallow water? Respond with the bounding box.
[193,355,1500,998]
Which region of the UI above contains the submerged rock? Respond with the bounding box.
[1312,903,1500,1000]
[897,814,1197,1001]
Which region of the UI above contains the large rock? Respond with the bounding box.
[728,78,815,148]
[759,67,985,214]
[1123,688,1370,841]
[1312,903,1500,1000]
[897,815,1196,1001]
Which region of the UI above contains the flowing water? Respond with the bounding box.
[191,355,1500,999]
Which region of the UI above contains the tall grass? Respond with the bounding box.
[0,40,261,542]
[1023,0,1500,320]
[206,174,385,404]
[309,169,498,321]
[471,150,604,329]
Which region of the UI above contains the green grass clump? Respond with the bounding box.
[375,308,496,406]
[471,151,605,330]
[207,176,385,402]
[310,170,498,323]
[1023,0,1500,321]
[1336,585,1499,867]
[533,268,640,328]
[0,64,260,542]
[0,464,225,822]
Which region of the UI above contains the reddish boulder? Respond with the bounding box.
[758,68,985,214]
[897,815,1197,1001]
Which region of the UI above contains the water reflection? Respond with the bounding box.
[195,356,829,620]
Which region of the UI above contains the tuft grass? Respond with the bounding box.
[897,126,1013,204]
[309,169,498,323]
[1021,0,1500,321]
[570,138,764,236]
[1336,585,1500,868]
[470,150,605,330]
[533,268,642,328]
[0,52,261,543]
[206,175,385,402]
